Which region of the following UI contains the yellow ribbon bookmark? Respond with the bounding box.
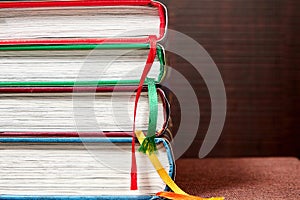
[135,130,224,200]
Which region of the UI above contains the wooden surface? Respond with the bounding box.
[160,0,300,157]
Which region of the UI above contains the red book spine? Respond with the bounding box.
[0,0,166,45]
[0,87,169,138]
[0,0,152,9]
[0,132,131,137]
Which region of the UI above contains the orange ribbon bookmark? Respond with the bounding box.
[157,192,224,200]
[135,130,224,200]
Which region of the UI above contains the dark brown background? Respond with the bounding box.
[160,0,300,157]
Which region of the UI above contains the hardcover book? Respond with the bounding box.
[0,86,169,136]
[0,137,174,199]
[0,0,167,45]
[0,44,166,86]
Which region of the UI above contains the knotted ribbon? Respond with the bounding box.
[130,35,224,200]
[135,130,224,200]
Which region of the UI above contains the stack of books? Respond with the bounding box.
[0,0,173,199]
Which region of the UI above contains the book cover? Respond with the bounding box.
[0,0,167,45]
[0,137,174,199]
[0,86,170,137]
[0,44,166,86]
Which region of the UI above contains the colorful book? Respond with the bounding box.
[0,86,169,136]
[0,0,167,45]
[0,44,166,86]
[0,137,174,198]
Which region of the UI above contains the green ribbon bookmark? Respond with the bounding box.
[138,78,158,154]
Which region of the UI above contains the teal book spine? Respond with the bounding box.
[0,137,174,200]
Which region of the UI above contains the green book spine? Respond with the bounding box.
[0,44,166,86]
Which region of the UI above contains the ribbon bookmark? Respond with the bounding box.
[138,78,158,154]
[135,130,224,200]
[131,35,157,190]
[129,36,223,199]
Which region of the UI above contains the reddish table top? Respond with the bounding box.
[176,157,299,200]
